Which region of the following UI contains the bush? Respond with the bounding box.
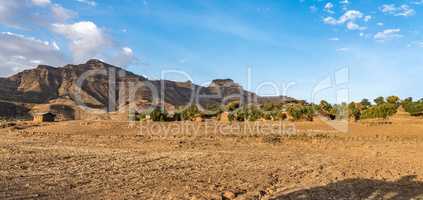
[386,96,400,106]
[228,106,263,121]
[361,103,397,119]
[374,96,385,105]
[403,101,423,116]
[263,111,287,121]
[139,107,170,122]
[348,102,361,121]
[180,104,202,120]
[319,100,336,120]
[287,104,314,121]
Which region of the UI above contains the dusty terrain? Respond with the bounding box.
[2,118,423,199]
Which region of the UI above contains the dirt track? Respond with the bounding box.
[1,119,423,199]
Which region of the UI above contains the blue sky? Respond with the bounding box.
[0,0,422,102]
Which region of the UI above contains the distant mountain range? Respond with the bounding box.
[0,59,297,119]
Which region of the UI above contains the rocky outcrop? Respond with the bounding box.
[0,59,297,118]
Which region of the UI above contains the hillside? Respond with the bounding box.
[0,59,296,119]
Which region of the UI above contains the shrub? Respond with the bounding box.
[403,101,423,116]
[374,96,385,105]
[150,108,169,121]
[361,103,397,119]
[348,102,361,121]
[228,106,263,121]
[360,99,372,109]
[287,104,314,121]
[263,111,287,121]
[386,96,400,106]
[139,107,170,122]
[180,104,202,120]
[319,100,336,120]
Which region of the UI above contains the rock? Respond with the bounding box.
[222,191,236,200]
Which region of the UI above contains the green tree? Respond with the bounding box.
[348,102,361,121]
[287,104,314,121]
[374,97,385,105]
[319,100,336,120]
[360,99,371,109]
[361,103,397,119]
[386,96,400,106]
[181,104,202,120]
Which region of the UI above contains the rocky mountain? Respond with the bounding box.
[0,59,296,119]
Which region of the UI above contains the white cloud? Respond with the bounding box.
[52,21,110,63]
[0,1,75,28]
[346,21,366,30]
[329,37,340,41]
[111,47,136,67]
[374,29,403,41]
[324,2,335,14]
[379,4,416,17]
[122,47,133,56]
[50,4,76,22]
[338,10,363,23]
[340,0,349,4]
[336,47,349,52]
[0,32,67,76]
[76,0,97,6]
[323,17,338,25]
[323,10,366,30]
[31,0,51,6]
[339,0,349,11]
[377,22,384,26]
[364,15,372,22]
[413,0,423,5]
[52,21,136,67]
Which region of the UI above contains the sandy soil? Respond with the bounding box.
[1,119,423,199]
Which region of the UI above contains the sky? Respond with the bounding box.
[0,0,422,103]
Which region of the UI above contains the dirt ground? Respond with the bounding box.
[1,118,423,199]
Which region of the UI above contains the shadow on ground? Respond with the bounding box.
[271,176,423,200]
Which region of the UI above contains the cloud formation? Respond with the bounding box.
[0,1,136,75]
[0,0,76,28]
[374,29,403,41]
[0,32,67,76]
[379,4,415,17]
[76,0,97,7]
[323,10,367,30]
[52,21,110,63]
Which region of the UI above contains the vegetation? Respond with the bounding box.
[180,104,202,120]
[402,98,423,116]
[228,105,263,122]
[318,100,337,120]
[361,103,398,119]
[138,107,170,122]
[135,96,420,122]
[348,102,361,121]
[286,104,314,121]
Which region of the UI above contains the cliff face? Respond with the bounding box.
[0,60,296,117]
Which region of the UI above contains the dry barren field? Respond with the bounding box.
[2,118,423,199]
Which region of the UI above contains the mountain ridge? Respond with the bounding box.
[0,59,297,119]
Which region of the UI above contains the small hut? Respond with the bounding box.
[33,112,56,123]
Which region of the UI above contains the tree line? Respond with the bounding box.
[137,96,423,122]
